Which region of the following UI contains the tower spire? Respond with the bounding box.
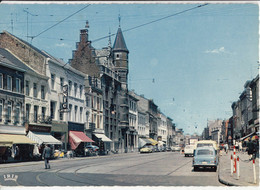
[108,28,111,48]
[118,14,121,28]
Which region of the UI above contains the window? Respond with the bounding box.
[79,85,83,98]
[86,96,90,107]
[0,74,3,89]
[80,107,83,122]
[16,103,20,124]
[26,104,30,122]
[74,83,77,97]
[7,101,12,123]
[42,107,46,121]
[51,74,55,90]
[34,106,38,123]
[74,105,78,122]
[33,83,37,98]
[69,104,72,121]
[0,100,3,122]
[7,75,12,91]
[41,85,45,99]
[25,81,30,96]
[50,101,56,120]
[68,81,72,96]
[60,77,64,91]
[16,78,21,93]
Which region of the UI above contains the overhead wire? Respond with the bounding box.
[31,4,91,40]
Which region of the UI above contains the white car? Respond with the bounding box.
[171,146,181,152]
[184,145,195,157]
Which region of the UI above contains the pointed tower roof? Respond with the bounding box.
[113,27,129,53]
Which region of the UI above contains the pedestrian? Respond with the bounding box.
[238,141,242,153]
[247,139,256,160]
[224,143,229,154]
[42,144,51,169]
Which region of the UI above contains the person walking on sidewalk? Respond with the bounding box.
[247,139,256,160]
[42,144,51,169]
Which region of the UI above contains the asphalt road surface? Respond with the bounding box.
[0,152,225,186]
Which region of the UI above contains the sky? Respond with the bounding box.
[0,1,259,135]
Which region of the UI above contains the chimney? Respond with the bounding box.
[80,29,88,43]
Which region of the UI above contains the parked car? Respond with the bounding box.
[184,145,195,157]
[192,146,218,172]
[140,145,153,153]
[171,145,181,152]
[85,145,99,156]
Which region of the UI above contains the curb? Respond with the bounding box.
[218,156,237,186]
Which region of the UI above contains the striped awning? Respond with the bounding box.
[148,138,158,146]
[69,131,94,150]
[27,131,62,145]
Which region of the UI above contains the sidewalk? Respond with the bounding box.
[0,151,139,169]
[218,150,259,186]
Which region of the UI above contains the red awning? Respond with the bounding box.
[69,131,94,150]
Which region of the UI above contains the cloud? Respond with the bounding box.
[55,43,70,48]
[205,47,227,54]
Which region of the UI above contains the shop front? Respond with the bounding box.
[0,126,37,162]
[51,121,68,151]
[93,132,112,155]
[26,123,62,157]
[68,122,94,156]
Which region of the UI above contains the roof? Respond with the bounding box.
[3,30,49,58]
[0,48,34,72]
[113,27,128,53]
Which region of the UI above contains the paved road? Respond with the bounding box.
[0,152,224,186]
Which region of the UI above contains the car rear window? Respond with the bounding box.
[197,149,214,155]
[197,143,213,147]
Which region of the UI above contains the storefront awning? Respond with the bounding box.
[148,138,158,146]
[1,134,36,144]
[69,131,94,150]
[94,133,112,142]
[240,132,256,141]
[27,131,62,145]
[0,136,12,147]
[138,138,152,148]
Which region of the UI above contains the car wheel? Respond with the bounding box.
[194,166,198,171]
[213,166,217,172]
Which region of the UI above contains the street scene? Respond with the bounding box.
[0,1,259,188]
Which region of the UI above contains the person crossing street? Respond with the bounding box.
[42,144,52,169]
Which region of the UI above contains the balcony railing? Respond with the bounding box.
[25,114,52,124]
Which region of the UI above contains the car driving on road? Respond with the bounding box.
[192,146,218,172]
[184,145,195,157]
